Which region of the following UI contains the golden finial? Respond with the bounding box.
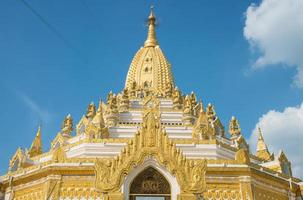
[28,126,43,157]
[36,125,41,137]
[256,127,272,161]
[144,5,158,47]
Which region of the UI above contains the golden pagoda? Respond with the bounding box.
[0,8,303,200]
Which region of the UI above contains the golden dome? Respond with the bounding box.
[125,8,174,95]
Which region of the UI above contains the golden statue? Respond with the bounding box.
[142,108,160,147]
[183,95,192,115]
[165,82,173,97]
[172,86,182,110]
[105,92,118,126]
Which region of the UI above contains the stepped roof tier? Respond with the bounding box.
[0,8,302,200]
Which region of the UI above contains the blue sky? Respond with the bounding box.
[1,0,303,176]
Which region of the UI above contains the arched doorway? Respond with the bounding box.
[129,167,171,200]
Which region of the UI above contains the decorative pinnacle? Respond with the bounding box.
[257,126,268,151]
[256,127,272,160]
[229,116,241,137]
[144,5,158,47]
[36,125,41,137]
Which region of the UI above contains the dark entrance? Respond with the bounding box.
[129,167,171,200]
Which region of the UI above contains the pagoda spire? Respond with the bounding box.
[144,6,158,47]
[125,6,174,96]
[28,126,43,157]
[256,127,272,161]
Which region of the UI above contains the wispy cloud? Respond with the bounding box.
[16,92,53,125]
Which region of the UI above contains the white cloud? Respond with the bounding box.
[249,103,303,179]
[17,92,53,125]
[244,0,303,87]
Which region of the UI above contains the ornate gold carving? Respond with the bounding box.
[172,86,183,110]
[190,91,197,107]
[13,183,44,200]
[204,189,241,200]
[105,91,118,126]
[85,122,109,140]
[52,146,67,163]
[59,178,99,199]
[95,101,207,195]
[206,103,216,122]
[9,148,27,172]
[119,88,130,112]
[83,100,109,140]
[193,108,215,141]
[130,167,170,195]
[254,185,289,200]
[183,95,192,115]
[235,149,250,164]
[51,132,68,149]
[76,102,97,135]
[129,81,138,98]
[229,116,241,138]
[86,102,96,119]
[165,82,173,97]
[183,95,195,125]
[234,135,249,151]
[61,114,73,137]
